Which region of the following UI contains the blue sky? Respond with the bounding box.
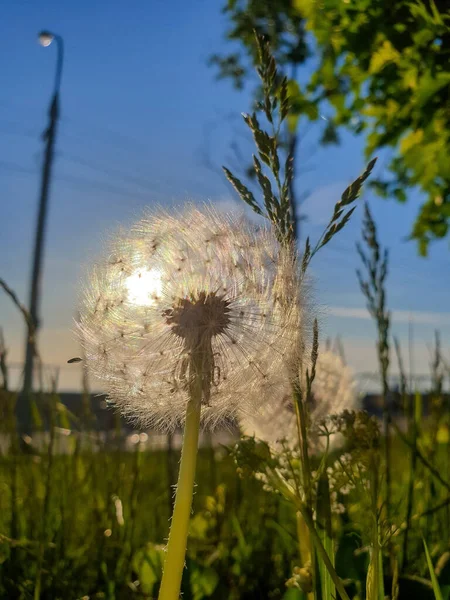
[1,0,449,391]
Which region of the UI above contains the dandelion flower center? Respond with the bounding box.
[163,291,231,346]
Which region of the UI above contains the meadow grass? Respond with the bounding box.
[1,384,450,599]
[0,397,298,599]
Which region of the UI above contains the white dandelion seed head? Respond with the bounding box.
[240,350,358,451]
[77,203,306,431]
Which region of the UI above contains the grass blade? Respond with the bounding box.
[316,473,335,600]
[423,539,444,600]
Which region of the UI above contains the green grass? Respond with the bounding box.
[1,388,450,599]
[0,400,299,599]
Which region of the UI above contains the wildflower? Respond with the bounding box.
[77,204,303,431]
[286,564,313,593]
[240,350,358,450]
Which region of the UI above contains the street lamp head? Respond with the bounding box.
[38,30,54,47]
[37,29,63,96]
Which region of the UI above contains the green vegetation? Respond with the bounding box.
[1,383,450,599]
[0,410,295,599]
[211,0,450,253]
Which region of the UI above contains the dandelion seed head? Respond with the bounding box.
[240,350,358,451]
[77,204,305,431]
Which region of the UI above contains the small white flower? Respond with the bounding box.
[340,483,353,496]
[333,503,346,515]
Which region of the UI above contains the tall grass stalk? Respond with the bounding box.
[366,453,385,600]
[0,329,9,392]
[34,394,58,599]
[356,204,391,521]
[293,321,318,596]
[223,33,377,599]
[392,421,450,492]
[394,337,417,571]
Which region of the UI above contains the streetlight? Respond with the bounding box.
[37,31,64,98]
[22,30,64,396]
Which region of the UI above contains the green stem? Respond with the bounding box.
[267,468,350,600]
[297,501,351,600]
[158,394,202,600]
[296,511,310,568]
[293,386,312,505]
[293,382,316,595]
[296,511,314,600]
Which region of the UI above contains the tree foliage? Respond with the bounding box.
[211,0,450,254]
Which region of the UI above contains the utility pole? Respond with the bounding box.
[22,31,64,396]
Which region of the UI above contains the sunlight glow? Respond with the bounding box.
[125,268,163,306]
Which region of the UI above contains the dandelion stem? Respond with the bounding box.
[158,365,202,600]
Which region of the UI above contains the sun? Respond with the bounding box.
[125,268,163,306]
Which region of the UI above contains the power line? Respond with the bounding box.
[58,151,166,195]
[61,116,151,153]
[0,123,39,140]
[0,159,164,203]
[0,113,153,159]
[54,171,165,202]
[0,160,37,175]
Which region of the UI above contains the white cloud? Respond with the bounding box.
[302,182,348,226]
[328,306,450,326]
[210,195,266,225]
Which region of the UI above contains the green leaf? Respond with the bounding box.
[316,474,336,600]
[320,121,339,145]
[30,398,43,430]
[415,72,450,109]
[369,39,401,74]
[190,565,219,600]
[286,79,318,132]
[287,112,300,134]
[424,539,444,600]
[282,589,307,600]
[393,188,407,202]
[132,544,165,595]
